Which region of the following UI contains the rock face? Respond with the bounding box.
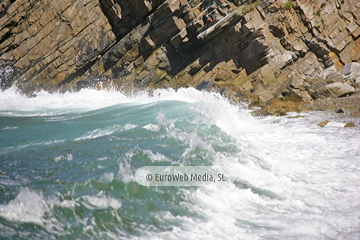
[1,0,360,111]
[0,0,117,91]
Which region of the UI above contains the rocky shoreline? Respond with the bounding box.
[1,0,360,118]
[250,62,360,117]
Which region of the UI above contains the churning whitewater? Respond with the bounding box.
[1,87,360,239]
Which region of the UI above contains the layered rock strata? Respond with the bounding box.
[1,0,360,115]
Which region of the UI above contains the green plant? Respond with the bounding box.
[241,0,265,15]
[284,2,293,10]
[242,5,254,14]
[316,10,321,16]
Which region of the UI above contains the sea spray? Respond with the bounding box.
[1,87,360,239]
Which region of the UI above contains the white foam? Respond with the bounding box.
[1,87,360,239]
[0,126,18,130]
[75,125,121,141]
[54,153,73,162]
[124,123,137,130]
[75,123,140,141]
[0,87,131,115]
[182,110,360,238]
[0,87,247,116]
[81,192,121,210]
[143,123,161,132]
[97,156,108,161]
[100,172,115,182]
[142,149,170,162]
[120,90,360,239]
[0,188,48,225]
[1,139,65,154]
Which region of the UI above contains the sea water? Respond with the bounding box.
[0,87,360,239]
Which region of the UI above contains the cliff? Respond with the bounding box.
[1,0,360,114]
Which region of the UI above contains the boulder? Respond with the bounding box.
[285,77,313,102]
[336,109,344,113]
[342,62,360,83]
[326,82,355,97]
[307,79,326,98]
[325,72,344,84]
[317,120,330,127]
[342,62,360,75]
[313,82,355,98]
[196,80,222,93]
[319,66,338,79]
[344,122,355,128]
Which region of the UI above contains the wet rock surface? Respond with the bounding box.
[344,122,356,127]
[317,120,330,128]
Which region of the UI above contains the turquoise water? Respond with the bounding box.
[1,87,360,239]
